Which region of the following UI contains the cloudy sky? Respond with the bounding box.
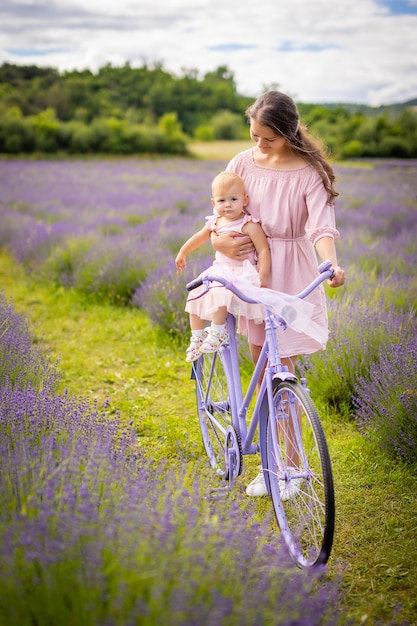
[1,0,417,105]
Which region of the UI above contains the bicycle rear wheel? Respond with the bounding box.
[265,380,335,568]
[192,349,240,479]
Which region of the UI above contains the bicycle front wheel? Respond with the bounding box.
[193,349,240,479]
[265,380,335,568]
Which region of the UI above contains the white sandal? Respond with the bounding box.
[200,327,228,353]
[185,333,206,362]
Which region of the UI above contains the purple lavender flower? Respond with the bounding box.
[0,292,60,393]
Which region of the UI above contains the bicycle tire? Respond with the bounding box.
[265,380,335,568]
[193,349,240,479]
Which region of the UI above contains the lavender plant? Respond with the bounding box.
[0,291,60,393]
[353,335,417,462]
[132,253,212,341]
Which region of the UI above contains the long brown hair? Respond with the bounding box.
[246,91,338,205]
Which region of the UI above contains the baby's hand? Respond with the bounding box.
[175,252,187,271]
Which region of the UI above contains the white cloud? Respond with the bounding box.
[0,0,416,104]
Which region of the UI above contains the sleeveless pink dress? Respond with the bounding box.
[185,212,265,323]
[226,149,340,356]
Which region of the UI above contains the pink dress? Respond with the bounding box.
[226,148,340,356]
[185,212,265,323]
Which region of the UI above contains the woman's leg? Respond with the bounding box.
[245,351,299,495]
[278,356,300,469]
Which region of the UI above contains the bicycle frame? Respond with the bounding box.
[188,260,335,491]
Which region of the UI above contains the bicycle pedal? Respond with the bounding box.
[207,485,231,499]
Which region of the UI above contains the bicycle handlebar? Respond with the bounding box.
[186,260,335,304]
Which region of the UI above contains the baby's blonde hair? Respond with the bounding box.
[211,171,245,196]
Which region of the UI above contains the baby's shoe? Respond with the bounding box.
[201,325,228,353]
[185,332,206,362]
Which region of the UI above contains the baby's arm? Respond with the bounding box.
[242,222,271,287]
[175,226,211,271]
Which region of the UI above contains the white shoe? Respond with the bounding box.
[279,467,303,501]
[200,326,228,353]
[185,331,207,362]
[245,470,268,496]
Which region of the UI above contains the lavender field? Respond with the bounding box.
[1,157,416,431]
[1,156,417,624]
[1,156,417,451]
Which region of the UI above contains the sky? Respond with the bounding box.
[1,0,417,106]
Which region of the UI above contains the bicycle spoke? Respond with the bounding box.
[194,350,236,478]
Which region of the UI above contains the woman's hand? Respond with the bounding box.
[314,237,345,288]
[328,265,345,288]
[211,232,255,260]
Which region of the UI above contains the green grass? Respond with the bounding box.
[189,139,253,160]
[2,248,417,625]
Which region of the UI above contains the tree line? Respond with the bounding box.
[0,62,416,158]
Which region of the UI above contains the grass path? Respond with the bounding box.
[2,249,417,625]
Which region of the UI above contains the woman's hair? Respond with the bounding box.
[246,91,338,204]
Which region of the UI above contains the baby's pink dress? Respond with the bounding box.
[185,213,265,323]
[227,148,340,356]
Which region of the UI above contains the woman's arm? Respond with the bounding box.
[175,226,211,271]
[314,236,345,288]
[211,230,255,261]
[242,222,271,287]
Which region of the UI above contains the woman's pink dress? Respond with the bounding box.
[185,212,265,323]
[227,148,340,357]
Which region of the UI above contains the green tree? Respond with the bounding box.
[32,108,60,152]
[211,109,245,140]
[0,106,35,152]
[1,62,416,157]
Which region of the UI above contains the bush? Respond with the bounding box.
[378,135,411,158]
[211,109,245,140]
[32,108,60,152]
[194,125,215,141]
[0,106,35,153]
[65,120,95,153]
[73,235,157,305]
[353,336,417,462]
[341,139,363,158]
[40,236,95,287]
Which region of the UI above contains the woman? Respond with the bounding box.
[211,91,346,496]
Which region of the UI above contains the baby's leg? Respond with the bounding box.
[211,306,227,325]
[186,314,208,362]
[201,307,228,354]
[190,313,207,331]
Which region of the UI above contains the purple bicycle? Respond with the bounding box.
[186,261,335,569]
